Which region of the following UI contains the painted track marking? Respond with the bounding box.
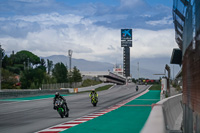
[35,89,149,133]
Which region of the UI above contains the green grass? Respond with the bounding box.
[149,84,161,90]
[76,85,113,94]
[95,85,113,92]
[81,79,102,87]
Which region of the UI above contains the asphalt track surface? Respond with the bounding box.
[0,83,149,133]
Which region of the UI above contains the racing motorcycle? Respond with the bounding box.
[54,99,69,118]
[91,96,98,107]
[136,86,139,91]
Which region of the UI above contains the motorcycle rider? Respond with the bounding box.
[136,85,139,91]
[89,89,98,101]
[53,92,69,113]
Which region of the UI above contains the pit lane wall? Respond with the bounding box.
[141,94,183,133]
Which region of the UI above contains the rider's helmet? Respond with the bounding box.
[55,92,60,97]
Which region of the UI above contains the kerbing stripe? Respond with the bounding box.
[36,89,149,133]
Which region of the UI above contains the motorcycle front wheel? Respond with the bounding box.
[58,108,64,118]
[65,110,69,117]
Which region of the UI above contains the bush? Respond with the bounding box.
[2,82,14,89]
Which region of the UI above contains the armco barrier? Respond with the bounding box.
[0,89,69,99]
[141,94,183,133]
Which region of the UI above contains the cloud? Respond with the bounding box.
[131,29,177,58]
[14,0,43,2]
[0,0,176,64]
[146,16,173,26]
[119,0,149,10]
[0,0,173,31]
[90,0,172,30]
[0,13,86,38]
[0,20,41,38]
[0,12,177,64]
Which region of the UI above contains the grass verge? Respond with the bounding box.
[149,84,161,90]
[81,79,102,87]
[77,85,113,94]
[95,85,113,92]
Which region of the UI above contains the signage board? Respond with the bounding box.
[121,41,132,47]
[121,29,132,40]
[114,68,123,72]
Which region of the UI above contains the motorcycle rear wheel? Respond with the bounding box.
[65,111,69,117]
[60,113,64,118]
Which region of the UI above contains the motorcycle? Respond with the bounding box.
[54,99,69,118]
[136,86,139,91]
[91,96,98,107]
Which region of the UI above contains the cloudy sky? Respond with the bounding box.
[0,0,178,70]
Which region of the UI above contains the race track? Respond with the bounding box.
[0,83,149,133]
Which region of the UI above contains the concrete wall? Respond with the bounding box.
[0,83,113,99]
[141,94,183,133]
[0,89,69,99]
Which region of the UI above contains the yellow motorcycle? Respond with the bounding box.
[91,96,98,107]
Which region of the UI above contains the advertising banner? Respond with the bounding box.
[121,29,132,40]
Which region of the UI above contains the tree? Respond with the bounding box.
[40,58,46,67]
[52,62,68,83]
[20,68,46,89]
[2,68,18,89]
[0,46,5,60]
[43,73,57,84]
[37,58,46,72]
[2,55,9,69]
[72,66,82,82]
[2,52,20,73]
[1,50,53,89]
[47,59,53,74]
[14,50,40,66]
[132,78,136,83]
[3,50,41,74]
[30,82,36,89]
